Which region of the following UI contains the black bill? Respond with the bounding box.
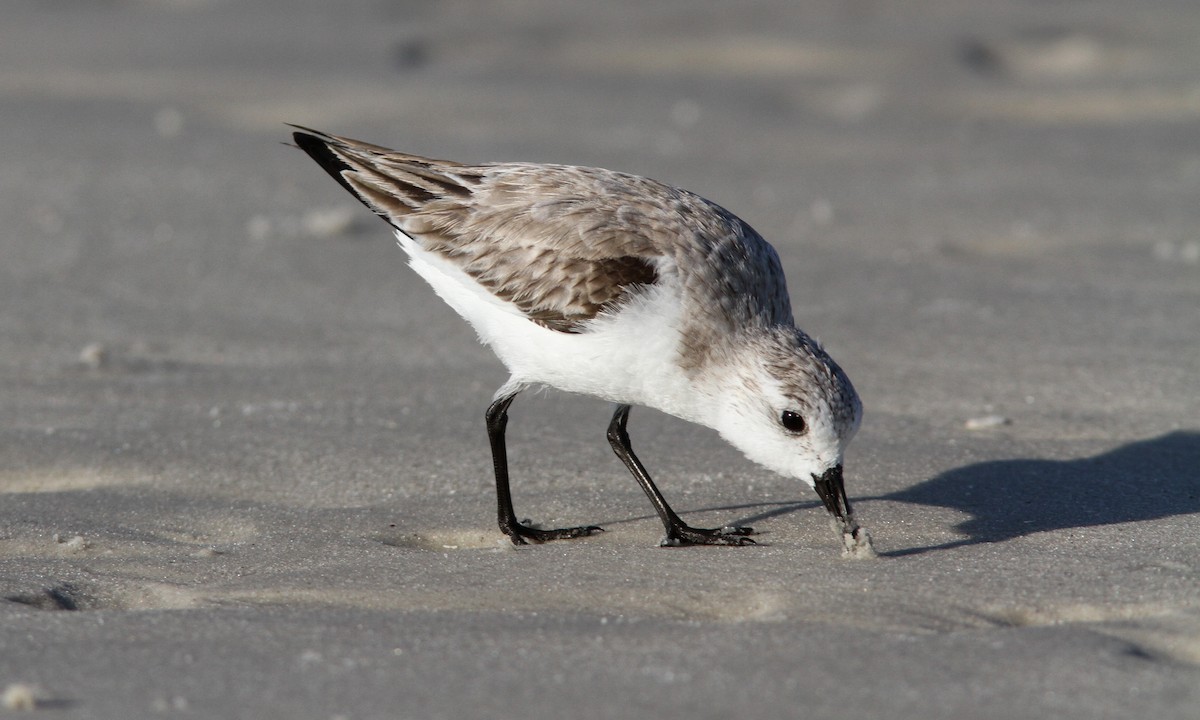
[812,464,853,525]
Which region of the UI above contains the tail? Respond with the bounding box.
[287,125,479,232]
[290,126,369,210]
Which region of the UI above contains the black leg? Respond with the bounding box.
[606,405,755,546]
[486,391,603,545]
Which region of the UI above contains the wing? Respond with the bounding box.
[290,126,792,335]
[292,127,668,332]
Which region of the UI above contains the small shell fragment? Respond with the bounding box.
[965,414,1011,430]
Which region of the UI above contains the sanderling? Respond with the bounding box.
[292,126,868,551]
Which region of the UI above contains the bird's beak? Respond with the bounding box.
[813,463,875,557]
[812,464,853,525]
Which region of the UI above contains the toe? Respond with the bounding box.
[719,526,755,536]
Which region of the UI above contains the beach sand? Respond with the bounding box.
[2,1,1198,717]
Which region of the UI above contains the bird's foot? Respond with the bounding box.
[503,521,605,545]
[660,524,756,547]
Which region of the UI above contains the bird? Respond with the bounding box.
[290,126,866,549]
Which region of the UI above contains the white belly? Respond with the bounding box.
[397,233,705,423]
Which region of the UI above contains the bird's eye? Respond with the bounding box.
[780,410,807,434]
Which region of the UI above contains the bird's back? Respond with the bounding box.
[292,128,795,371]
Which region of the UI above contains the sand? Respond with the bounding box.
[2,0,1198,717]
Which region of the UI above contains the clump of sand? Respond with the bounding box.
[2,683,40,711]
[838,517,878,560]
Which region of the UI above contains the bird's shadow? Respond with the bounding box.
[603,432,1199,554]
[701,430,1199,554]
[877,430,1200,556]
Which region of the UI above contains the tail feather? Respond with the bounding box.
[291,129,367,207]
[289,125,478,231]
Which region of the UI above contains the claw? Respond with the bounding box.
[660,524,758,547]
[717,526,755,536]
[505,523,605,545]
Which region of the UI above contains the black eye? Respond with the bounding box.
[781,410,807,434]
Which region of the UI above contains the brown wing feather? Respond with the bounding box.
[291,127,790,337]
[293,128,664,331]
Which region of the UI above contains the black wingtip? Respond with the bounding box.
[290,128,362,200]
[289,125,401,231]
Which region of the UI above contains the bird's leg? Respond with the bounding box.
[486,391,604,545]
[606,405,755,547]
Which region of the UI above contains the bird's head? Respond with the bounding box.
[710,327,863,526]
